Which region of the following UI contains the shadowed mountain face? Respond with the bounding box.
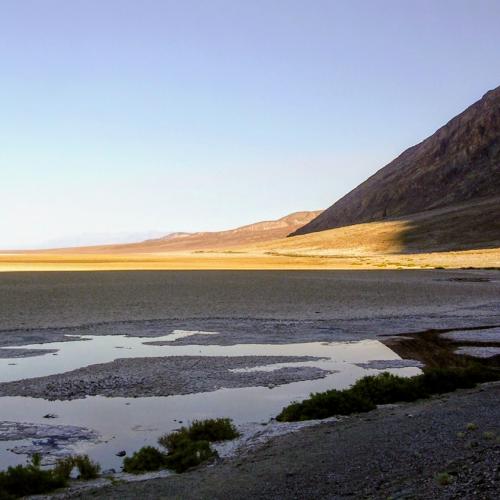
[292,86,500,236]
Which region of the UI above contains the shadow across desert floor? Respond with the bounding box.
[395,196,500,254]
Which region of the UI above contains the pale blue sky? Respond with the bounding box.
[1,0,499,248]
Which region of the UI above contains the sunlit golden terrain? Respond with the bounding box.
[2,197,498,271]
[2,226,499,272]
[0,248,498,272]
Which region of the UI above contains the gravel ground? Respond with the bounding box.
[0,356,330,400]
[71,382,500,500]
[442,328,500,343]
[455,346,500,358]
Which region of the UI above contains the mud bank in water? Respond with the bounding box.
[0,355,331,400]
[0,348,58,359]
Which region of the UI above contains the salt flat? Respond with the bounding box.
[1,270,499,333]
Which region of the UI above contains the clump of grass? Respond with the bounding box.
[164,437,217,473]
[436,471,454,486]
[419,366,480,394]
[350,372,423,403]
[0,453,102,498]
[72,455,100,480]
[52,456,75,480]
[51,455,100,481]
[122,446,167,474]
[157,418,238,473]
[277,365,500,422]
[186,418,239,442]
[124,418,239,475]
[482,431,495,440]
[158,418,239,450]
[0,454,67,499]
[465,440,479,449]
[466,422,478,431]
[277,390,375,422]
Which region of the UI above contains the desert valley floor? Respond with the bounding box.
[0,270,499,497]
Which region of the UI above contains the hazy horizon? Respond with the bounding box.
[2,0,500,249]
[16,230,172,250]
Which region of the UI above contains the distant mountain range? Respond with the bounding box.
[30,231,171,250]
[56,211,321,253]
[291,86,500,236]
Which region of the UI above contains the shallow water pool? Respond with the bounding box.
[0,331,421,470]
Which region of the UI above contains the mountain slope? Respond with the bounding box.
[292,86,500,236]
[261,196,500,255]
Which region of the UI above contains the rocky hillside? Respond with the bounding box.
[292,86,500,236]
[261,196,500,255]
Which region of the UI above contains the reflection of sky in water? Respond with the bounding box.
[0,330,220,382]
[0,332,420,469]
[1,331,403,383]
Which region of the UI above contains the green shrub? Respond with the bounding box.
[152,418,238,474]
[0,453,102,498]
[186,418,239,442]
[159,418,239,451]
[276,365,500,422]
[53,456,75,480]
[73,455,100,480]
[277,389,375,422]
[0,454,67,499]
[350,372,425,403]
[436,471,454,486]
[164,437,217,473]
[123,446,167,474]
[419,367,474,394]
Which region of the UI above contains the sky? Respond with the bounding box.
[1,0,499,249]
